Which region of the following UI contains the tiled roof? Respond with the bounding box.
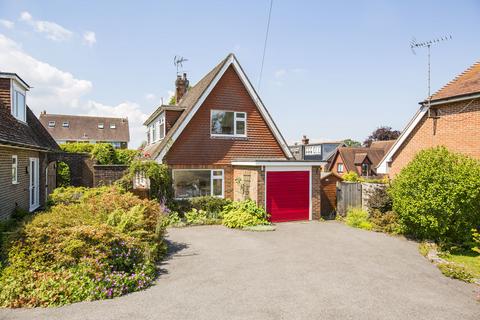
[143,105,186,126]
[39,113,130,142]
[430,60,480,101]
[0,103,59,151]
[333,147,386,172]
[143,54,231,159]
[369,140,396,152]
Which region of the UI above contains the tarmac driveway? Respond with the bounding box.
[2,222,480,320]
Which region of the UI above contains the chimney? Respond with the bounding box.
[41,110,46,115]
[302,135,309,145]
[175,73,189,104]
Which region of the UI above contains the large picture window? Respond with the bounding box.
[173,169,224,198]
[211,110,246,137]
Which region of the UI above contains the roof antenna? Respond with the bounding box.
[410,35,452,111]
[174,56,188,75]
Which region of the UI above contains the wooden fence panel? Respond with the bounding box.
[336,182,362,216]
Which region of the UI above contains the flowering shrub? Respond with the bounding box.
[222,200,269,229]
[0,186,167,307]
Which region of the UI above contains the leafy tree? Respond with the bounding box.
[343,139,361,147]
[389,147,480,246]
[168,95,176,105]
[363,126,400,147]
[91,143,116,165]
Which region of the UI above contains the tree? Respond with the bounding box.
[343,139,361,147]
[363,126,400,147]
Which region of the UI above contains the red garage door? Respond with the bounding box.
[266,171,310,222]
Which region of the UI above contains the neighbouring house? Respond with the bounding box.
[143,53,324,222]
[39,112,130,149]
[0,72,60,219]
[328,140,395,178]
[289,135,344,170]
[377,60,480,176]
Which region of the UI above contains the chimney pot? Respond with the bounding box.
[302,135,309,145]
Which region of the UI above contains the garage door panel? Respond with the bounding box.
[266,171,309,222]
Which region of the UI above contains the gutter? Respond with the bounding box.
[420,92,480,106]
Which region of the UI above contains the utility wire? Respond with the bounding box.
[257,0,273,91]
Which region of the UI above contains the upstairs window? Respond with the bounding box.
[211,110,247,137]
[159,114,165,140]
[48,121,56,127]
[110,123,116,129]
[62,121,69,128]
[337,163,344,173]
[152,123,157,142]
[12,155,18,184]
[11,89,26,122]
[98,123,104,129]
[361,163,369,176]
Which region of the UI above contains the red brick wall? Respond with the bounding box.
[330,152,347,176]
[0,78,11,112]
[93,165,128,187]
[311,166,322,220]
[390,99,480,176]
[165,66,288,165]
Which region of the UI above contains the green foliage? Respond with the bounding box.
[184,208,209,225]
[115,149,140,166]
[345,208,372,230]
[368,210,401,234]
[48,186,89,206]
[187,196,231,219]
[57,161,71,187]
[342,171,361,182]
[91,143,117,165]
[168,95,176,105]
[418,242,432,257]
[389,147,480,245]
[222,200,269,229]
[437,263,475,283]
[473,229,480,254]
[365,186,392,214]
[60,142,95,153]
[343,139,361,147]
[0,186,167,307]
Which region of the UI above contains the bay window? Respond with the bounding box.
[173,169,224,198]
[211,110,246,137]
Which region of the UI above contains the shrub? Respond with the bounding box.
[60,142,95,153]
[187,196,231,218]
[222,200,269,229]
[0,186,167,307]
[345,208,372,230]
[342,171,361,182]
[115,149,140,166]
[389,147,480,245]
[91,143,117,165]
[472,229,480,254]
[437,263,475,283]
[184,208,209,225]
[365,186,392,214]
[57,161,71,187]
[369,210,401,234]
[48,186,89,206]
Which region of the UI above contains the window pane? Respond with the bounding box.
[211,111,234,135]
[16,92,25,119]
[236,112,246,119]
[236,120,245,135]
[159,123,165,139]
[212,178,223,196]
[174,170,211,198]
[212,170,223,177]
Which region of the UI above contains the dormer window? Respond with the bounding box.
[98,123,104,129]
[159,114,165,140]
[62,121,69,128]
[48,121,56,127]
[11,88,26,122]
[110,123,116,129]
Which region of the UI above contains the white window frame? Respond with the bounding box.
[210,110,247,138]
[172,169,225,199]
[48,121,56,127]
[12,155,18,184]
[337,163,344,173]
[62,121,69,128]
[11,82,26,122]
[110,123,116,129]
[98,123,104,129]
[159,114,165,140]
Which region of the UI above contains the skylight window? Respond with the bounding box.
[110,123,116,129]
[98,123,104,129]
[48,121,56,127]
[62,121,69,128]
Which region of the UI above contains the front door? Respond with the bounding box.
[29,157,40,211]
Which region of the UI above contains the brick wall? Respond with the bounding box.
[390,98,480,176]
[52,153,94,187]
[311,166,322,220]
[0,78,11,112]
[93,165,128,187]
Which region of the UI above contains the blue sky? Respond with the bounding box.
[0,1,479,147]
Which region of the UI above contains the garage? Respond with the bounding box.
[266,170,310,222]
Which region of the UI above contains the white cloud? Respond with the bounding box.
[19,11,73,41]
[0,34,147,148]
[0,19,14,29]
[145,93,156,101]
[83,31,96,46]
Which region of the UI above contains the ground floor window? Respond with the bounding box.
[173,169,224,198]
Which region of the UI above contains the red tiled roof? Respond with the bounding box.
[430,61,480,101]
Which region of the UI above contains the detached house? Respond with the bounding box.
[0,72,59,219]
[377,60,480,176]
[144,54,323,222]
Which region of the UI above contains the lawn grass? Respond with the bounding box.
[439,251,480,279]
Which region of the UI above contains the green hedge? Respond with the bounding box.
[60,142,140,165]
[222,200,269,229]
[389,147,480,246]
[0,186,167,308]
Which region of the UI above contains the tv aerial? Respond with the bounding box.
[174,56,188,74]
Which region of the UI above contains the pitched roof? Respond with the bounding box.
[429,60,480,102]
[143,105,186,126]
[0,104,59,151]
[332,147,386,172]
[369,140,396,152]
[39,113,130,142]
[143,53,292,160]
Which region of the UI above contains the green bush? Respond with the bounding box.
[342,172,361,182]
[178,196,231,218]
[91,143,117,165]
[60,142,95,153]
[0,186,167,308]
[389,147,480,245]
[345,208,372,230]
[48,186,89,206]
[369,210,401,234]
[472,229,480,254]
[184,208,209,225]
[365,186,392,214]
[437,263,475,283]
[222,200,269,229]
[56,161,71,187]
[115,149,140,165]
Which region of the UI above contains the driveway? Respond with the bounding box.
[2,222,479,320]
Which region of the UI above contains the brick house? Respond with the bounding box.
[328,140,395,177]
[143,54,323,222]
[289,135,345,170]
[0,72,60,219]
[39,113,130,149]
[377,60,480,176]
